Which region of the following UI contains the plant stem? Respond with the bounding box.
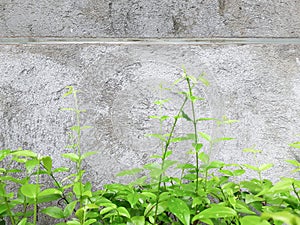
[186,77,200,194]
[4,194,15,225]
[292,183,300,205]
[33,161,40,225]
[73,90,83,208]
[154,96,188,222]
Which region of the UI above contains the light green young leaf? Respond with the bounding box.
[64,201,77,218]
[243,164,260,172]
[62,153,79,163]
[80,151,97,160]
[286,159,300,167]
[144,201,168,217]
[187,75,198,84]
[11,150,37,158]
[240,216,270,225]
[289,142,300,149]
[199,132,211,142]
[154,99,169,105]
[168,198,190,225]
[100,206,116,215]
[262,211,300,225]
[198,73,210,86]
[0,149,11,161]
[38,188,62,197]
[116,168,143,177]
[42,206,65,219]
[66,220,81,225]
[127,192,139,208]
[128,216,145,225]
[17,218,27,225]
[145,133,166,142]
[73,182,83,198]
[192,143,203,152]
[83,219,97,225]
[192,205,237,221]
[117,207,131,218]
[21,184,40,199]
[199,152,209,164]
[63,86,74,98]
[259,163,273,171]
[197,117,217,122]
[269,178,293,193]
[212,137,235,144]
[41,156,52,174]
[25,158,39,173]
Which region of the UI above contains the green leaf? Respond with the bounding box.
[182,111,192,121]
[66,220,81,225]
[289,142,300,149]
[116,168,143,177]
[187,75,198,84]
[80,151,97,160]
[199,152,209,164]
[38,188,62,203]
[243,164,260,172]
[262,211,300,225]
[192,206,237,222]
[100,206,116,215]
[269,178,293,193]
[168,198,190,225]
[154,99,169,105]
[42,206,65,219]
[240,216,270,225]
[127,192,139,207]
[63,86,74,97]
[20,184,40,199]
[259,163,273,171]
[128,216,145,225]
[117,207,130,218]
[145,133,166,142]
[286,159,300,167]
[144,202,167,217]
[198,73,210,86]
[41,156,52,174]
[64,201,77,218]
[73,182,83,198]
[192,143,203,152]
[25,159,39,173]
[17,218,27,225]
[83,219,97,225]
[212,137,235,144]
[53,167,70,173]
[197,117,217,122]
[162,160,177,171]
[199,132,211,142]
[11,150,37,158]
[0,149,11,161]
[62,153,79,163]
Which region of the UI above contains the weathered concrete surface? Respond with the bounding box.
[0,43,299,187]
[0,0,300,38]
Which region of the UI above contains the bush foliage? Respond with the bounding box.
[0,70,300,225]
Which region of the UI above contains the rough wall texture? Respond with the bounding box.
[0,0,300,37]
[0,1,300,223]
[0,44,299,183]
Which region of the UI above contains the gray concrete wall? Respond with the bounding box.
[1,0,300,38]
[0,0,300,197]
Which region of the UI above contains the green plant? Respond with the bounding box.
[0,69,300,225]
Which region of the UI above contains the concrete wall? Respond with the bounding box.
[1,0,300,37]
[0,0,300,205]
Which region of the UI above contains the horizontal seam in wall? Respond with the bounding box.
[0,37,300,45]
